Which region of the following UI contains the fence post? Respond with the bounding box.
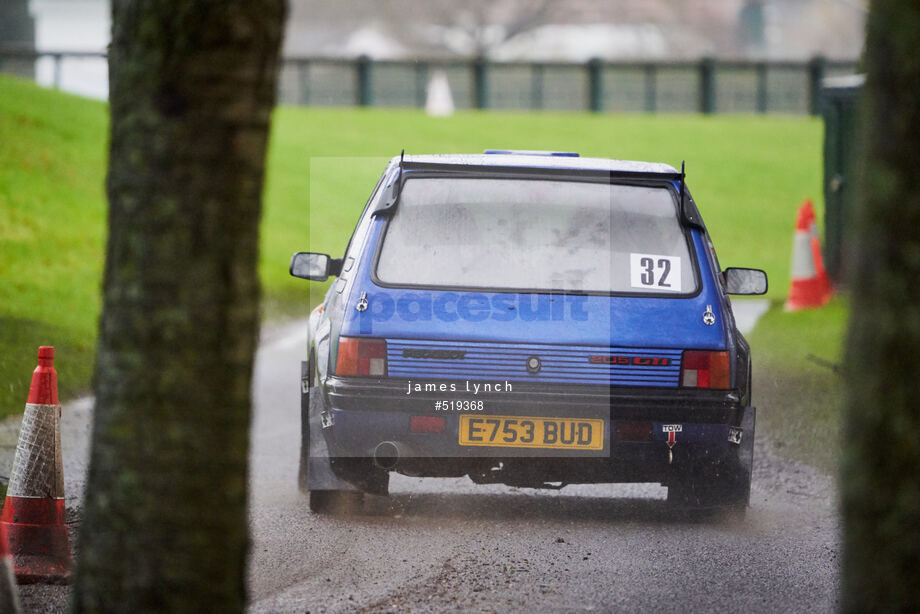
[473,56,488,109]
[699,57,716,114]
[52,53,64,89]
[587,57,603,112]
[644,63,657,112]
[297,60,309,106]
[807,55,826,116]
[531,63,544,110]
[756,61,768,114]
[355,55,372,106]
[414,61,428,108]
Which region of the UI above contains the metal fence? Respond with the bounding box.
[2,49,858,115]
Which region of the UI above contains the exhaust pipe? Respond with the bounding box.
[373,441,408,470]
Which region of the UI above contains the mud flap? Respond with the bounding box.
[306,387,362,493]
[739,406,756,480]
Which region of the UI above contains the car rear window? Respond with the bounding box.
[375,177,698,294]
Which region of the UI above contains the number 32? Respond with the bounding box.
[640,257,671,287]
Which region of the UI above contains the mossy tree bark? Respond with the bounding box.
[73,1,285,611]
[842,1,920,611]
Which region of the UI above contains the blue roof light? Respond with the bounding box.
[483,149,580,157]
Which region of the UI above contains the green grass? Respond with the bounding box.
[0,76,108,414]
[1,73,831,420]
[747,297,848,472]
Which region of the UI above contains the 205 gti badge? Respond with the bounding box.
[589,355,671,366]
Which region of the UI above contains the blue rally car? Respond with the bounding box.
[291,151,767,514]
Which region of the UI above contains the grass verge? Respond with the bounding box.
[0,76,107,415]
[747,297,848,473]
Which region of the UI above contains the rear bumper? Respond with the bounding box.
[318,377,752,483]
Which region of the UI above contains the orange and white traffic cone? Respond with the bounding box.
[0,347,72,584]
[786,199,833,311]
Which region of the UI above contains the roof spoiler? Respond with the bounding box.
[373,152,703,229]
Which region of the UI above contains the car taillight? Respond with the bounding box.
[680,350,730,389]
[336,337,387,376]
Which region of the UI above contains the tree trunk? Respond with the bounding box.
[73,1,285,611]
[842,2,920,612]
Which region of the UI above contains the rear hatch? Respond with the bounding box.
[338,173,728,389]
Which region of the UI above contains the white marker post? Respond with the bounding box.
[425,70,455,117]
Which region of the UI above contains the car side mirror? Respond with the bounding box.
[723,267,768,295]
[290,252,341,281]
